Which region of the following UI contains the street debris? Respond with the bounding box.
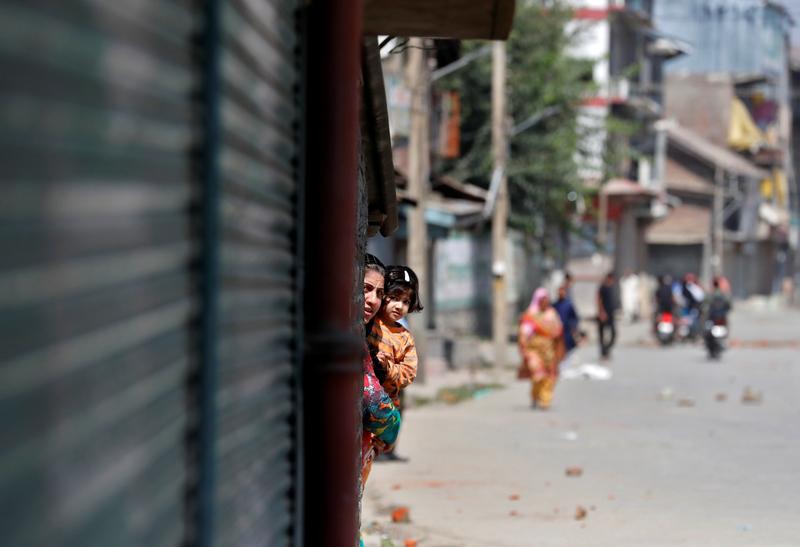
[575,506,588,520]
[391,483,402,491]
[391,507,410,523]
[565,466,584,477]
[715,393,727,402]
[404,539,418,547]
[730,339,800,349]
[657,387,674,401]
[742,387,763,405]
[435,383,505,405]
[509,494,520,501]
[561,363,613,381]
[677,398,695,407]
[560,431,579,441]
[509,510,519,517]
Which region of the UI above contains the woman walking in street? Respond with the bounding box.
[518,288,564,410]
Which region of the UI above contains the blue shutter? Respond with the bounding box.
[210,0,301,545]
[0,2,199,547]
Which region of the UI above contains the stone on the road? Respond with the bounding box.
[741,386,763,404]
[390,507,410,523]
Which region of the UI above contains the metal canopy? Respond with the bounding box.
[646,204,711,245]
[663,122,770,180]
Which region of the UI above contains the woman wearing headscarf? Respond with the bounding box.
[518,288,564,409]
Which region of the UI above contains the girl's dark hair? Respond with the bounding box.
[364,253,385,276]
[384,265,423,312]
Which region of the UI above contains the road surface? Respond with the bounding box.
[362,308,800,547]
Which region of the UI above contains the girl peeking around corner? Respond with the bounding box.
[367,265,423,409]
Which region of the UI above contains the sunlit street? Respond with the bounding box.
[364,308,800,547]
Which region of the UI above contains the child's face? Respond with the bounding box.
[382,294,411,323]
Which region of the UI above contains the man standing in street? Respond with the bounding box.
[597,272,618,361]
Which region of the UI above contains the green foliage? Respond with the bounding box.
[436,0,631,256]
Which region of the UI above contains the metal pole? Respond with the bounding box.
[406,38,430,382]
[491,41,509,368]
[598,189,608,260]
[653,120,668,191]
[713,168,725,278]
[303,1,364,545]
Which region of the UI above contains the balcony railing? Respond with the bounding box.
[607,77,663,116]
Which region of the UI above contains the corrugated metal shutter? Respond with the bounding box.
[211,0,300,545]
[0,2,198,546]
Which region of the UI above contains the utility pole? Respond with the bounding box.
[713,168,725,278]
[598,189,608,258]
[491,41,508,368]
[406,38,430,381]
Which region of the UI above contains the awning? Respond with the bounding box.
[647,37,688,59]
[362,39,398,236]
[664,157,714,196]
[425,199,484,228]
[642,28,691,59]
[661,121,770,180]
[601,178,658,198]
[431,173,488,203]
[395,169,486,228]
[646,204,711,245]
[363,0,515,39]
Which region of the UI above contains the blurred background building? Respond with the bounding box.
[561,0,797,303]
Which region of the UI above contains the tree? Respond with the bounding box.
[437,0,634,260]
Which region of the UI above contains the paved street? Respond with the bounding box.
[363,308,800,547]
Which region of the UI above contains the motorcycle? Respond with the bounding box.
[704,317,728,359]
[655,311,675,346]
[677,307,700,342]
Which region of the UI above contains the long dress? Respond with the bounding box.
[518,308,563,408]
[361,342,400,484]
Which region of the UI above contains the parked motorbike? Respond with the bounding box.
[704,317,729,359]
[655,311,675,346]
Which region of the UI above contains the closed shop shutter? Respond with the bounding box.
[0,3,199,547]
[211,0,301,545]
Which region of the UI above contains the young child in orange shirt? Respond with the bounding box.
[367,265,423,410]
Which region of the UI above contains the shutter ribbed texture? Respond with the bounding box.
[0,2,198,546]
[213,0,299,545]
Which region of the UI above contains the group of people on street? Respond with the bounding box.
[654,272,732,338]
[359,253,423,541]
[517,270,629,409]
[517,275,581,410]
